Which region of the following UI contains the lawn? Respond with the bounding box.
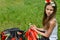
[0,0,60,40]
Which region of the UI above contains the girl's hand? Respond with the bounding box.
[30,25,37,30]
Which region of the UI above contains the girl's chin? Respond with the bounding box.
[47,15,50,17]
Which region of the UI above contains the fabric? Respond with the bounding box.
[49,23,58,40]
[1,28,25,40]
[25,28,38,40]
[49,37,58,40]
[38,36,49,40]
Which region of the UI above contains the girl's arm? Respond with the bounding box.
[30,25,45,31]
[35,27,45,32]
[34,19,56,37]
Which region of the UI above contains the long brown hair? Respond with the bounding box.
[42,2,57,29]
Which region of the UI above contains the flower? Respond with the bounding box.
[45,1,55,6]
[45,0,51,3]
[51,2,55,6]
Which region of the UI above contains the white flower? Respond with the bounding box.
[51,3,55,6]
[51,2,55,6]
[45,1,47,3]
[51,1,54,4]
[45,1,55,6]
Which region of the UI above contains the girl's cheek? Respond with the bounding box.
[50,11,53,14]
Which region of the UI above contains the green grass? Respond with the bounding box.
[0,0,60,40]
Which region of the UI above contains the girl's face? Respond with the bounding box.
[46,5,54,17]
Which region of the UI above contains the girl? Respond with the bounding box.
[30,1,58,40]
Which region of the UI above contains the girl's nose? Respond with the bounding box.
[48,10,50,13]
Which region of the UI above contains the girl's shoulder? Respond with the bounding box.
[50,18,56,25]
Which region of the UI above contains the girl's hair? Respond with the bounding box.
[42,1,57,29]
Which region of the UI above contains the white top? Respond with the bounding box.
[49,23,58,39]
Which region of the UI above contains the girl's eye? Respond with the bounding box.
[46,8,53,11]
[47,8,49,10]
[50,9,53,11]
